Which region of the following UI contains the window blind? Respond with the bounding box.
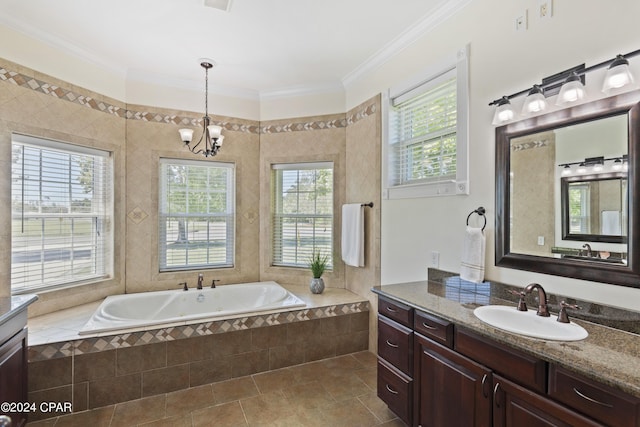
[11,134,113,294]
[159,158,235,271]
[271,162,333,269]
[389,69,458,187]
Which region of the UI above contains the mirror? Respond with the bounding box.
[561,173,627,243]
[496,90,640,287]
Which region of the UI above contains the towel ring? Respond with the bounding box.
[466,207,486,231]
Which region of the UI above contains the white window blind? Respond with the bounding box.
[271,162,333,269]
[389,69,458,187]
[11,134,113,294]
[385,45,469,199]
[159,158,235,271]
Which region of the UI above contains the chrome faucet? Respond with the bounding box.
[582,243,593,257]
[524,283,550,317]
[197,273,204,290]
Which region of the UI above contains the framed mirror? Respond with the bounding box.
[495,90,640,287]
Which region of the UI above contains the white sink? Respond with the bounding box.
[473,305,588,341]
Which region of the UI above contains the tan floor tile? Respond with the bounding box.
[281,380,335,410]
[137,415,192,427]
[319,397,379,426]
[358,392,397,423]
[320,371,371,401]
[25,419,58,427]
[110,395,166,426]
[351,351,378,368]
[191,401,248,427]
[319,354,366,376]
[212,376,260,404]
[165,384,215,416]
[240,391,295,426]
[48,406,114,427]
[356,366,378,391]
[252,367,298,393]
[287,360,331,384]
[377,418,408,427]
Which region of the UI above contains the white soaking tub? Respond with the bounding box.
[79,281,306,335]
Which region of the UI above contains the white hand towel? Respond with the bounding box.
[342,204,364,267]
[460,226,485,283]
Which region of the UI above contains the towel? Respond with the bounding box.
[601,210,621,235]
[341,204,364,267]
[460,226,485,283]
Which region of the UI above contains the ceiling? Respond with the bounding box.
[0,0,465,98]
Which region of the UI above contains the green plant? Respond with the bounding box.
[308,252,329,278]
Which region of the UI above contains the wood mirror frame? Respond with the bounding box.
[495,90,640,287]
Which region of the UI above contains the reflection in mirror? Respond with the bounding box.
[562,173,627,243]
[495,90,640,287]
[509,114,628,258]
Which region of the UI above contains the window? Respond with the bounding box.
[568,184,590,233]
[159,158,235,271]
[11,134,113,294]
[272,163,333,269]
[385,45,469,198]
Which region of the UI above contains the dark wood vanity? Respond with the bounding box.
[0,295,37,427]
[375,291,640,426]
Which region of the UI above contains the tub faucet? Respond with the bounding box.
[197,273,204,290]
[211,279,220,288]
[582,243,593,257]
[524,283,550,317]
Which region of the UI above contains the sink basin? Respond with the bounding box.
[473,305,588,341]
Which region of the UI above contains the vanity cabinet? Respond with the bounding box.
[377,296,414,426]
[0,328,28,427]
[493,374,600,426]
[375,294,640,427]
[415,333,491,426]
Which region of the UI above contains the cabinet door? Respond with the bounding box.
[0,328,28,427]
[493,374,601,427]
[415,333,492,427]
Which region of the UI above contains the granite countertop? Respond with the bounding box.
[373,279,640,399]
[0,294,38,326]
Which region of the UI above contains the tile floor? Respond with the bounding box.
[27,351,406,427]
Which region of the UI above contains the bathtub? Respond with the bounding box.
[79,281,306,335]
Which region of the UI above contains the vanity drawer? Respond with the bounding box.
[377,359,412,426]
[549,365,640,427]
[378,296,413,328]
[414,310,454,348]
[455,328,547,393]
[377,315,413,376]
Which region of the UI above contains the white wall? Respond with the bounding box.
[343,0,640,311]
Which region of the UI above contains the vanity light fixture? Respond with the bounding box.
[556,72,586,106]
[489,48,640,125]
[558,155,625,175]
[603,55,637,94]
[178,60,225,158]
[491,96,516,125]
[522,84,547,114]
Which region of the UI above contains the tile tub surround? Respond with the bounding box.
[26,286,369,421]
[373,274,640,399]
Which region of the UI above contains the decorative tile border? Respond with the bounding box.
[28,301,369,361]
[1,64,377,136]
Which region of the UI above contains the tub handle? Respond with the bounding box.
[178,282,188,291]
[211,279,220,288]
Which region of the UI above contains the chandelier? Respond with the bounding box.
[178,60,224,157]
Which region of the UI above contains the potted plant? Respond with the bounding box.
[308,251,329,294]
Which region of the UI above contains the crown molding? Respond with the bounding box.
[0,14,127,79]
[342,0,471,89]
[259,81,345,100]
